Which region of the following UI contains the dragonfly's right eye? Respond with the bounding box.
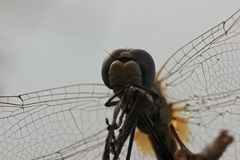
[101,49,155,90]
[101,49,127,89]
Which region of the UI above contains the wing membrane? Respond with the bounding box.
[0,84,113,160]
[156,10,240,159]
[157,9,240,101]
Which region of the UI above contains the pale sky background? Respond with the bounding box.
[0,0,239,95]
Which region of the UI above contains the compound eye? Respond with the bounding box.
[101,49,126,88]
[129,49,155,87]
[101,49,155,89]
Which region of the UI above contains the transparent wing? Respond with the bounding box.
[0,84,159,160]
[0,84,113,160]
[156,9,240,159]
[157,9,240,101]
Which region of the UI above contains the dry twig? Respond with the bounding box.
[170,125,233,160]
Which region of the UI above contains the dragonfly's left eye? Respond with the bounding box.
[101,49,156,89]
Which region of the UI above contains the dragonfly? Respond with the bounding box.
[0,9,239,160]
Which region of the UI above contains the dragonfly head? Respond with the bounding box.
[101,49,155,93]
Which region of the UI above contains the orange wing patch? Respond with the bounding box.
[134,128,155,157]
[170,103,190,143]
[156,79,190,143]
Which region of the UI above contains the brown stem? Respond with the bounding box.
[170,124,233,160]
